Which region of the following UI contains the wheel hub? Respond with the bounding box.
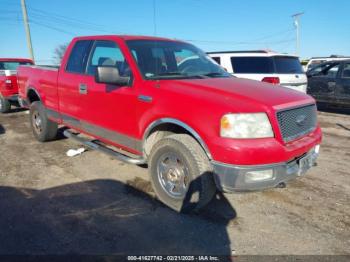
[167,168,181,182]
[35,117,42,128]
[157,153,189,199]
[32,111,42,133]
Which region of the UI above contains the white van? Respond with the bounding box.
[207,50,307,93]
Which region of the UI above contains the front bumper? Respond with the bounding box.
[212,145,319,192]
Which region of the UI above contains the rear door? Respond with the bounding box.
[335,62,350,105]
[307,62,341,102]
[57,39,93,128]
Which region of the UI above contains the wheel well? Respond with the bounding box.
[143,123,197,157]
[27,89,40,104]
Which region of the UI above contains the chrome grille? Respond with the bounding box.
[277,104,317,142]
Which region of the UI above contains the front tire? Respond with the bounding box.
[149,134,216,213]
[29,101,58,142]
[0,95,11,113]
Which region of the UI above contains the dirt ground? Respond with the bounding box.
[0,108,349,256]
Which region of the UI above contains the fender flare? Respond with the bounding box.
[142,117,212,160]
[26,87,42,103]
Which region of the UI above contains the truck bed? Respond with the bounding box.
[17,65,60,111]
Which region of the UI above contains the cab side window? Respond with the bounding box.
[66,40,92,74]
[86,41,131,77]
[316,63,340,78]
[324,64,340,78]
[342,63,350,78]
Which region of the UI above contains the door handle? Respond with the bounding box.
[327,81,336,91]
[138,95,153,103]
[79,83,88,94]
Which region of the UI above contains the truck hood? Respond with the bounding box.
[170,77,314,111]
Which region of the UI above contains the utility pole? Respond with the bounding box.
[20,0,34,61]
[291,12,304,56]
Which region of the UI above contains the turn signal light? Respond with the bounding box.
[262,77,280,85]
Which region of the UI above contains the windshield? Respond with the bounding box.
[0,61,32,71]
[126,40,231,80]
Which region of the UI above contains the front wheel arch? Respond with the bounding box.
[142,118,213,160]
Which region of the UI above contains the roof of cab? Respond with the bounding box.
[72,35,185,43]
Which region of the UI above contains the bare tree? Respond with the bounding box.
[53,43,68,65]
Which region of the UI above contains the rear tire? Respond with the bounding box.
[0,95,11,113]
[29,101,58,142]
[149,134,216,213]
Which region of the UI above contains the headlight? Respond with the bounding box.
[220,113,274,138]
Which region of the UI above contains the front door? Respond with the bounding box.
[81,40,140,153]
[307,62,340,102]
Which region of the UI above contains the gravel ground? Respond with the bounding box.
[0,108,349,257]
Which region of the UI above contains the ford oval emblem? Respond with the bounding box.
[296,114,307,126]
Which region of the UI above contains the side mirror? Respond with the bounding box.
[95,66,130,86]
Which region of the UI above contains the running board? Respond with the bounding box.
[63,130,146,165]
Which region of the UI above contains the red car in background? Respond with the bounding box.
[0,58,34,113]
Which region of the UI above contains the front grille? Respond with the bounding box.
[277,104,317,142]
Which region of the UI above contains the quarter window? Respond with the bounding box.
[274,56,303,74]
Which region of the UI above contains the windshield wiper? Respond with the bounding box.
[200,72,230,78]
[148,72,207,79]
[157,72,183,76]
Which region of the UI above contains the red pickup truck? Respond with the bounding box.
[0,58,33,113]
[18,35,322,212]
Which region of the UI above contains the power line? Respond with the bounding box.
[28,13,116,34]
[249,28,294,42]
[29,7,118,31]
[2,3,297,52]
[30,20,75,36]
[183,27,296,46]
